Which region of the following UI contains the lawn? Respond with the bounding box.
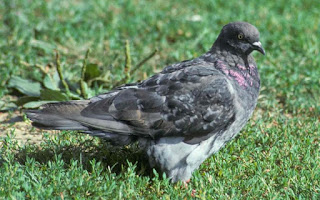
[0,0,319,199]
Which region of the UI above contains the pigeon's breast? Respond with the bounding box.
[216,61,260,91]
[231,70,259,116]
[221,60,260,138]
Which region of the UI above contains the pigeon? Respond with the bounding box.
[27,21,265,183]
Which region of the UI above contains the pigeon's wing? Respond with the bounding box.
[81,63,236,144]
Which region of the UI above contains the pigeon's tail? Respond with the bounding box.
[26,100,137,146]
[26,101,90,130]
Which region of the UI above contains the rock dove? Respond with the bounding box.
[27,21,265,182]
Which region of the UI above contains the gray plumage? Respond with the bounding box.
[27,21,265,182]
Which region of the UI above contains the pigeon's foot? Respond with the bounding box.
[191,189,196,197]
[181,180,196,197]
[182,179,191,188]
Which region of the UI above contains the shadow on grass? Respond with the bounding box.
[13,137,154,179]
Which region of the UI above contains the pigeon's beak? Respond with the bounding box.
[252,41,265,55]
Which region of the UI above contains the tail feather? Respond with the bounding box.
[26,100,132,134]
[26,100,136,146]
[26,110,88,130]
[26,100,90,130]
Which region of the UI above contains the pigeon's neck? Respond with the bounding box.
[205,42,260,92]
[210,40,245,63]
[207,45,248,68]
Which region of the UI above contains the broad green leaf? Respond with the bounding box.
[68,92,81,100]
[8,76,41,97]
[23,101,56,109]
[40,89,68,101]
[0,102,17,111]
[0,100,5,109]
[16,96,40,106]
[43,74,59,90]
[85,63,101,81]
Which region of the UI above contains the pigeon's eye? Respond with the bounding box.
[237,33,244,40]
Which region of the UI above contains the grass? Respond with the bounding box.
[0,0,319,199]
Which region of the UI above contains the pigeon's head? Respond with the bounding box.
[217,22,265,56]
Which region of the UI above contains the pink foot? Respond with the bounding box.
[191,189,196,197]
[184,179,191,188]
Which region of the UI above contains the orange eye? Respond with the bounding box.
[238,33,244,40]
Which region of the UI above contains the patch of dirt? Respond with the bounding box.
[0,111,55,146]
